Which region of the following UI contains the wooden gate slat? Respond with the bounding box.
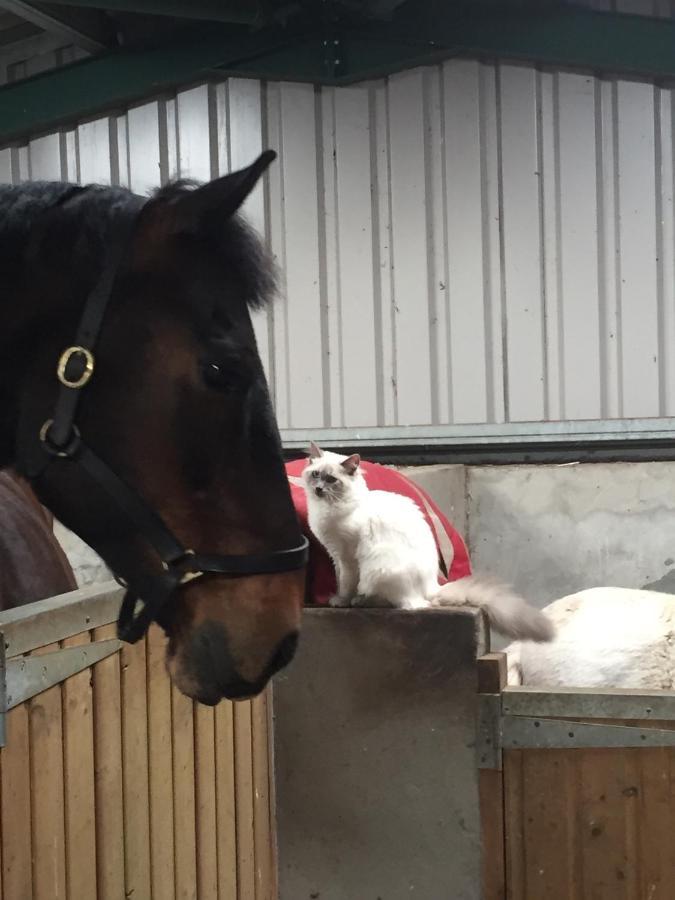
[121,637,151,900]
[1,704,32,899]
[62,630,97,900]
[173,683,197,900]
[147,624,176,900]
[234,701,255,900]
[215,700,238,900]
[512,749,581,899]
[635,748,675,899]
[92,622,125,900]
[252,690,274,900]
[29,641,66,900]
[195,703,218,900]
[578,748,637,898]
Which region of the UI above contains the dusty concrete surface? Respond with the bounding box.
[467,461,675,607]
[273,607,485,900]
[53,520,111,587]
[399,462,467,536]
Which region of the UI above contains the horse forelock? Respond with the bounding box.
[0,179,276,321]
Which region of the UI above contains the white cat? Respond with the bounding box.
[302,443,554,641]
[304,443,439,610]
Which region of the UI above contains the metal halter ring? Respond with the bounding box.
[57,345,95,389]
[162,548,204,584]
[39,419,81,458]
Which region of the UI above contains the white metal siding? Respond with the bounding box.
[3,60,675,430]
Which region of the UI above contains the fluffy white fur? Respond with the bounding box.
[505,586,675,688]
[433,576,554,642]
[304,446,439,610]
[302,444,554,642]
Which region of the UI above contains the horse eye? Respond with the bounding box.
[201,361,234,391]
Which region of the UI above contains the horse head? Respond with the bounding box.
[6,153,305,704]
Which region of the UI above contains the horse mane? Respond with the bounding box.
[0,179,276,313]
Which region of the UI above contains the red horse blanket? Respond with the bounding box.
[285,458,471,605]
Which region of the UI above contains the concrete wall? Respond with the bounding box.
[53,520,111,587]
[466,461,675,604]
[401,460,675,608]
[273,606,485,900]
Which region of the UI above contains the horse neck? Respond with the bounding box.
[0,196,82,468]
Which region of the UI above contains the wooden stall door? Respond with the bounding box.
[477,656,675,900]
[504,742,675,900]
[0,624,275,900]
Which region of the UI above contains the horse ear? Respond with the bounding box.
[175,150,276,228]
[341,454,360,475]
[308,441,323,459]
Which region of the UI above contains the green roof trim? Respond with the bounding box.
[2,6,675,145]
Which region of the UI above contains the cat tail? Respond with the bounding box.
[431,575,555,643]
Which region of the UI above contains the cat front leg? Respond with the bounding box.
[329,561,359,608]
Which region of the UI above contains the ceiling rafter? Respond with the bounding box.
[0,0,112,52]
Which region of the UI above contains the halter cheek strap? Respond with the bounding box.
[17,195,308,644]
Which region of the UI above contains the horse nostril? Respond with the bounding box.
[268,631,299,677]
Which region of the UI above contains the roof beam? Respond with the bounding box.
[33,0,274,26]
[0,0,111,52]
[3,5,675,145]
[0,27,315,143]
[366,4,675,82]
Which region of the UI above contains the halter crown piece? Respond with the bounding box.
[18,194,308,643]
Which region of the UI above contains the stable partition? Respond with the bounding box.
[0,583,274,900]
[272,606,487,900]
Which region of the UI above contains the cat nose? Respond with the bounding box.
[315,486,325,497]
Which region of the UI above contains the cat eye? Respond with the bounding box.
[324,475,337,484]
[310,470,320,479]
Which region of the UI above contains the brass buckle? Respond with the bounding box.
[57,346,95,389]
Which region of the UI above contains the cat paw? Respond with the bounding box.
[399,597,431,611]
[328,594,352,608]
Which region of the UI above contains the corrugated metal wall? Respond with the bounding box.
[3,60,675,430]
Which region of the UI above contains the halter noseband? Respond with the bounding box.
[19,196,308,643]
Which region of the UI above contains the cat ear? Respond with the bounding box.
[308,441,324,459]
[341,454,360,475]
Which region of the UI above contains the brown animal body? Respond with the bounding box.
[0,470,76,610]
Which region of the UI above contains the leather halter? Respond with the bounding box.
[18,195,308,643]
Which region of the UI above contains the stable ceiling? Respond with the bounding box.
[1,0,675,144]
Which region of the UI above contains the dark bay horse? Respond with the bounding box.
[0,470,77,608]
[0,152,306,705]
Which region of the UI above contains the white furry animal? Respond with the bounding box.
[505,587,675,688]
[302,443,553,642]
[304,443,440,610]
